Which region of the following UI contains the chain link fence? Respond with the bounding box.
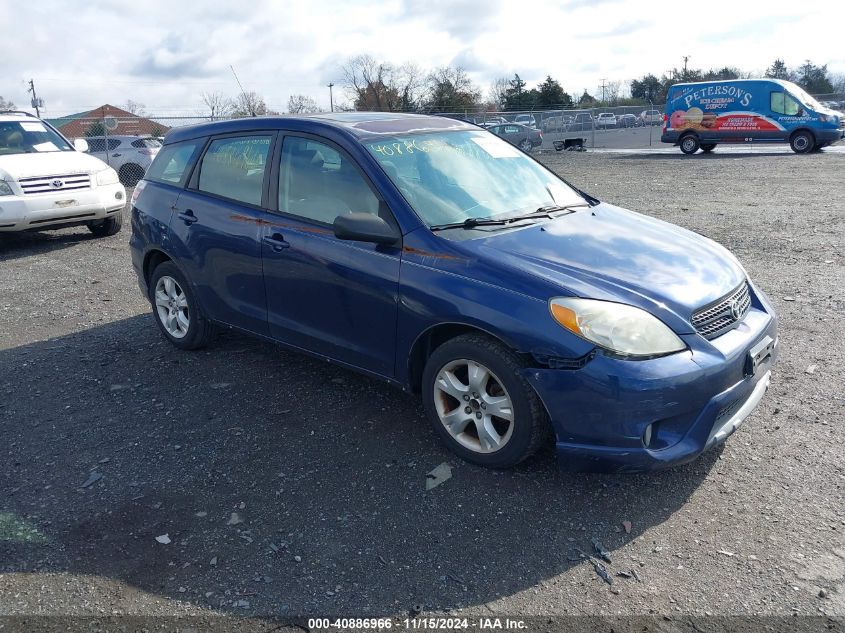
[47,91,844,154]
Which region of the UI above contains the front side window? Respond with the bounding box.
[197,135,272,206]
[0,120,73,155]
[278,136,379,224]
[87,138,106,153]
[364,130,585,227]
[771,92,801,116]
[146,140,202,186]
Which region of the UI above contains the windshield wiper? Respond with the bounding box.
[429,217,513,231]
[498,204,589,223]
[430,204,588,232]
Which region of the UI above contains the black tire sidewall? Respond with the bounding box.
[148,261,208,350]
[421,337,544,468]
[88,212,123,237]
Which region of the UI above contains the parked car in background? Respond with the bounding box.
[596,113,617,129]
[617,113,641,128]
[84,135,161,186]
[512,113,537,128]
[488,123,543,151]
[541,114,574,133]
[0,110,125,235]
[130,112,778,471]
[568,113,594,131]
[641,109,663,125]
[479,116,508,128]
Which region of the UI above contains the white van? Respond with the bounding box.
[0,111,126,235]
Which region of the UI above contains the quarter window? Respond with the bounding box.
[197,135,272,206]
[278,137,379,224]
[146,140,202,186]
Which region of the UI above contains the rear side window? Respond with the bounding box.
[197,135,272,206]
[87,139,106,153]
[146,140,202,186]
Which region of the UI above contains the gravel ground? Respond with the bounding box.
[1,150,843,626]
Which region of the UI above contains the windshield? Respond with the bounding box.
[0,120,73,155]
[783,81,824,111]
[364,130,586,227]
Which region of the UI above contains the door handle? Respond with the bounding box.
[263,232,290,252]
[177,210,198,225]
[112,153,122,157]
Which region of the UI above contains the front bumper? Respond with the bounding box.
[524,290,778,472]
[0,184,125,232]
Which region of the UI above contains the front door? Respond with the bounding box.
[261,134,401,377]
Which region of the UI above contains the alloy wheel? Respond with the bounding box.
[433,359,515,453]
[154,275,190,339]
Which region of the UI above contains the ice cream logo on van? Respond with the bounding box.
[684,85,753,108]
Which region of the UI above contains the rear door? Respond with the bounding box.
[260,134,401,377]
[168,132,276,336]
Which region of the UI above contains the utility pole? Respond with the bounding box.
[28,79,42,117]
[328,83,334,112]
[682,56,690,79]
[599,78,608,104]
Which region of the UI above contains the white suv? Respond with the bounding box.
[84,135,161,186]
[0,111,125,236]
[596,113,617,128]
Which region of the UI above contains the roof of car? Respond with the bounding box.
[164,112,478,145]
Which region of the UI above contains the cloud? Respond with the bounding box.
[402,0,504,39]
[131,35,219,78]
[576,19,652,39]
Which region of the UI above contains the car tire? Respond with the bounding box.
[519,139,532,152]
[789,130,814,154]
[421,333,551,469]
[87,212,123,237]
[680,134,700,155]
[149,261,214,350]
[701,143,716,153]
[119,163,145,187]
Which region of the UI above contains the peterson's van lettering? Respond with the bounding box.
[685,85,752,108]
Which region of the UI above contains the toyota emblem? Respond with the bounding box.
[50,179,64,189]
[729,298,741,320]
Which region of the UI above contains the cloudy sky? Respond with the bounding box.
[2,0,841,117]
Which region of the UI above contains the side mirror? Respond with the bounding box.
[73,138,89,153]
[333,212,400,246]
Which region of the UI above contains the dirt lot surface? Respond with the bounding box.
[1,150,843,627]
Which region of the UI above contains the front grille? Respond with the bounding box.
[691,281,751,339]
[18,173,91,195]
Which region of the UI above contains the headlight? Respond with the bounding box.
[96,168,119,186]
[549,297,686,357]
[0,180,13,196]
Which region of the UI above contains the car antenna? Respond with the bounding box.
[230,65,255,117]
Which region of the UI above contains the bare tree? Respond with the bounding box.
[341,54,396,111]
[287,94,322,114]
[830,72,845,94]
[0,95,16,111]
[395,62,426,111]
[124,100,146,115]
[201,91,235,120]
[233,91,269,117]
[488,77,510,109]
[425,66,481,112]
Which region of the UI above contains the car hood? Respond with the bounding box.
[461,203,746,332]
[0,151,111,181]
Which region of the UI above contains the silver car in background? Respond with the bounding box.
[83,135,160,186]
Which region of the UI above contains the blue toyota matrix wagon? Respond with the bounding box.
[129,113,777,471]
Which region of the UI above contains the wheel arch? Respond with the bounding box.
[789,127,816,142]
[406,321,528,394]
